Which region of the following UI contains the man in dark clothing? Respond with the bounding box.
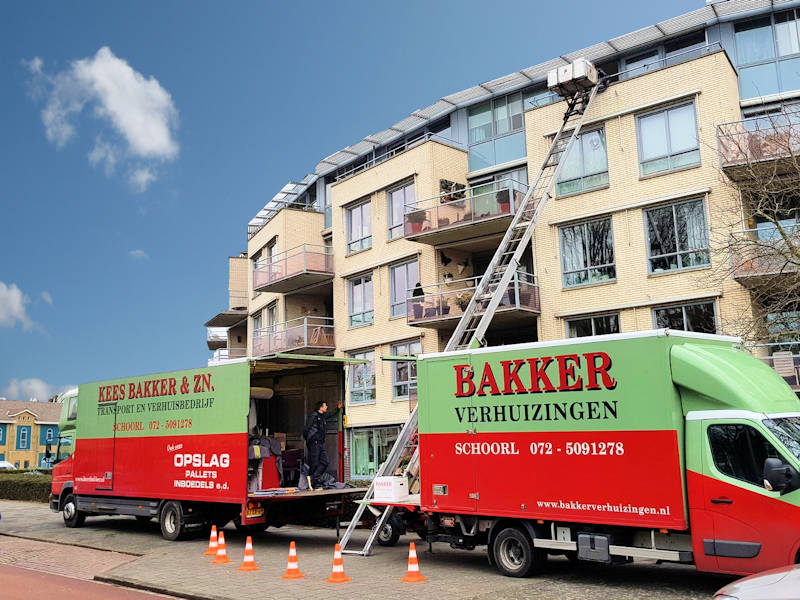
[304,400,340,486]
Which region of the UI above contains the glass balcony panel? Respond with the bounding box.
[252,317,335,356]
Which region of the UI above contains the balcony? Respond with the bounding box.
[207,327,228,351]
[252,317,335,356]
[208,347,247,366]
[730,227,800,289]
[248,199,322,241]
[717,113,800,182]
[406,271,540,329]
[252,244,334,294]
[752,345,800,392]
[404,179,528,246]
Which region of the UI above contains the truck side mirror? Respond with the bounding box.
[764,457,800,494]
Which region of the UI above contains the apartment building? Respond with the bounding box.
[0,399,61,468]
[206,0,800,478]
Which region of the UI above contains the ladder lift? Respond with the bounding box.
[339,58,604,556]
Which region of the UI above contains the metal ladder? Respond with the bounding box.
[339,82,600,556]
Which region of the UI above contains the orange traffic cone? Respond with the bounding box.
[325,543,351,583]
[238,536,259,572]
[281,541,305,579]
[401,542,427,582]
[211,530,232,564]
[203,525,218,556]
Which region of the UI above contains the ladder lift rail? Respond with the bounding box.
[339,76,601,556]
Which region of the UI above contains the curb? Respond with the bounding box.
[0,532,143,556]
[94,574,225,600]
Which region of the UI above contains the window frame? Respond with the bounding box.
[556,127,610,196]
[346,199,372,254]
[734,11,800,99]
[18,426,29,450]
[643,197,710,274]
[706,422,790,488]
[389,259,419,318]
[387,180,415,240]
[348,273,374,328]
[468,91,527,171]
[391,340,421,401]
[635,101,700,176]
[651,300,717,333]
[349,425,401,480]
[348,349,376,406]
[559,216,616,288]
[565,313,621,338]
[46,428,54,443]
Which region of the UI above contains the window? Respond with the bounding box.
[350,426,400,479]
[252,311,262,333]
[645,198,709,273]
[266,302,278,331]
[67,396,77,421]
[392,340,421,400]
[766,310,800,351]
[18,426,29,450]
[556,129,609,195]
[624,49,660,78]
[559,217,615,287]
[346,199,371,253]
[0,425,5,444]
[653,301,716,333]
[389,260,418,318]
[637,103,699,176]
[468,92,526,171]
[524,86,559,110]
[349,350,376,405]
[348,274,374,327]
[387,181,415,240]
[735,12,800,99]
[566,314,620,338]
[46,428,54,443]
[708,423,788,487]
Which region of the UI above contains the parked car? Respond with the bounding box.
[0,461,15,471]
[715,564,800,599]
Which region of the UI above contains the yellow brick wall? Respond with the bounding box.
[330,141,468,427]
[524,51,753,340]
[228,256,249,308]
[2,413,54,468]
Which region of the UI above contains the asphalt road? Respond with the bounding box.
[0,500,738,600]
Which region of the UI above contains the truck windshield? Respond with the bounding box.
[764,416,800,463]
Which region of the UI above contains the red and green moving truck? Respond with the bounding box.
[50,356,362,539]
[385,330,800,577]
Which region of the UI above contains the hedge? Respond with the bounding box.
[0,473,52,503]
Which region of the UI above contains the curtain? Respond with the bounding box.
[676,201,708,251]
[735,18,775,64]
[561,225,587,273]
[582,130,608,176]
[668,105,698,154]
[640,112,668,161]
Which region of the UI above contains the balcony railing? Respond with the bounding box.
[404,178,528,239]
[208,347,247,366]
[207,327,228,345]
[252,317,335,356]
[730,226,800,283]
[252,244,334,293]
[407,271,539,327]
[718,111,800,173]
[248,199,322,240]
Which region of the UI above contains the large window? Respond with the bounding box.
[348,274,374,327]
[350,426,399,479]
[653,301,716,333]
[637,103,699,176]
[559,217,615,287]
[266,302,278,331]
[468,92,526,171]
[17,426,30,450]
[252,310,262,333]
[735,12,800,99]
[349,350,376,405]
[566,313,620,338]
[645,198,709,273]
[392,340,421,400]
[387,181,415,240]
[708,424,788,487]
[346,199,371,253]
[390,260,418,318]
[557,129,609,196]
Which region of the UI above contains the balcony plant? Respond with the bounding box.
[496,189,511,214]
[455,290,473,311]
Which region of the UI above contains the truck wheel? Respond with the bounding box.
[159,501,186,541]
[376,516,401,547]
[62,494,85,528]
[492,527,545,577]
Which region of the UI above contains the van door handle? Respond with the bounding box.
[711,497,733,504]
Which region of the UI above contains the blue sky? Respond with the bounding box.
[0,0,701,400]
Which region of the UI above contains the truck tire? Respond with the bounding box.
[492,526,546,577]
[376,515,401,547]
[159,501,186,541]
[62,493,85,528]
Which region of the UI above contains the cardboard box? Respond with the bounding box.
[273,432,286,451]
[374,476,409,501]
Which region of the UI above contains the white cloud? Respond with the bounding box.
[128,249,149,260]
[41,291,53,305]
[129,167,156,192]
[0,282,33,330]
[3,378,73,402]
[26,47,179,191]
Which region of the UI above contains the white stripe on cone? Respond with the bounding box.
[408,563,419,572]
[409,549,417,558]
[332,564,344,572]
[289,548,297,556]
